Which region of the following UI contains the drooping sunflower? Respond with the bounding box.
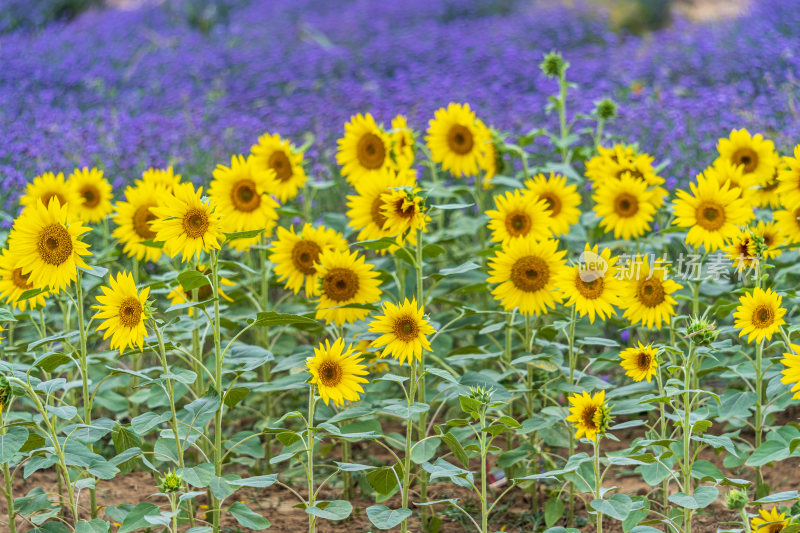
[485,189,551,244]
[525,173,582,237]
[20,171,81,213]
[733,287,786,344]
[135,167,182,192]
[0,248,49,311]
[346,168,417,244]
[781,344,800,400]
[315,248,382,325]
[566,390,612,442]
[67,167,113,223]
[250,132,307,202]
[7,199,91,293]
[592,172,656,240]
[672,172,752,251]
[270,224,348,297]
[390,115,415,170]
[426,103,490,178]
[150,182,224,262]
[750,507,789,533]
[619,343,659,383]
[307,338,369,407]
[715,128,779,187]
[487,237,567,316]
[620,255,682,330]
[368,298,435,365]
[705,160,757,204]
[558,244,623,323]
[112,183,166,263]
[380,189,429,237]
[337,113,394,185]
[93,271,150,353]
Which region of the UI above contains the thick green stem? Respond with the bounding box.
[480,411,489,533]
[683,349,694,533]
[401,360,418,533]
[566,305,577,526]
[558,70,570,163]
[75,272,98,519]
[656,371,669,512]
[754,340,764,491]
[260,249,274,474]
[593,438,602,533]
[414,228,429,514]
[307,387,317,533]
[2,462,16,533]
[210,252,224,533]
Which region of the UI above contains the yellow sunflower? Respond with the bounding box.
[781,344,800,400]
[150,183,224,262]
[315,248,382,325]
[558,244,623,323]
[135,167,181,192]
[167,264,235,313]
[620,255,682,330]
[7,199,91,293]
[485,189,551,244]
[390,115,415,170]
[112,183,166,263]
[93,271,150,353]
[733,287,786,344]
[592,172,656,240]
[777,145,800,210]
[750,507,789,533]
[425,102,490,177]
[672,172,752,251]
[755,164,782,209]
[566,390,611,442]
[752,220,785,259]
[368,298,435,365]
[20,172,81,213]
[723,227,761,273]
[587,145,666,208]
[337,113,394,185]
[715,128,779,186]
[479,139,500,189]
[67,167,113,223]
[774,203,800,249]
[307,338,369,407]
[487,237,567,316]
[270,224,348,297]
[705,160,757,204]
[380,189,429,236]
[619,343,659,383]
[0,248,49,311]
[585,144,637,183]
[250,132,307,202]
[346,168,417,245]
[524,173,582,237]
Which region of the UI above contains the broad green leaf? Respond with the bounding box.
[590,493,632,521]
[0,427,29,463]
[306,500,352,521]
[366,505,412,530]
[228,501,270,530]
[118,502,161,533]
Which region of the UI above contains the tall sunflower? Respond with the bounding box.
[307,338,369,407]
[524,173,582,237]
[67,167,113,223]
[715,128,779,187]
[620,255,682,330]
[485,189,551,244]
[7,199,91,293]
[93,271,150,353]
[592,172,656,240]
[315,248,382,325]
[487,237,567,316]
[619,343,659,383]
[150,182,224,262]
[390,115,415,170]
[250,132,307,202]
[733,287,786,344]
[368,298,435,365]
[558,244,623,323]
[112,183,166,263]
[0,248,49,311]
[270,224,348,297]
[750,507,789,533]
[135,167,181,192]
[337,113,394,185]
[723,227,760,273]
[425,103,490,178]
[20,172,81,213]
[781,344,800,400]
[566,390,611,442]
[380,189,428,237]
[346,169,417,245]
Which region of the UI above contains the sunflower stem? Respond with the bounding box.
[75,270,98,519]
[260,244,274,475]
[754,339,764,492]
[414,228,430,518]
[210,250,224,533]
[401,358,418,533]
[656,369,669,512]
[682,346,695,533]
[593,437,603,533]
[307,386,317,533]
[566,304,577,527]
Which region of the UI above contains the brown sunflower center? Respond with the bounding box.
[765,523,784,533]
[118,296,143,328]
[322,267,359,302]
[393,197,417,219]
[37,224,73,266]
[447,124,474,155]
[183,208,210,239]
[637,278,665,308]
[732,147,758,173]
[510,255,549,293]
[614,193,639,218]
[763,233,773,247]
[132,204,158,239]
[581,406,598,430]
[695,202,725,230]
[617,168,644,181]
[393,315,420,342]
[268,150,293,182]
[357,133,386,170]
[230,179,261,212]
[751,304,775,329]
[575,274,605,300]
[41,191,66,208]
[637,351,652,371]
[318,360,343,387]
[505,211,531,237]
[80,185,101,208]
[11,268,32,290]
[541,193,562,216]
[291,240,322,275]
[370,195,389,229]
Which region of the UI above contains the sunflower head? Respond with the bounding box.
[750,507,789,533]
[621,255,683,330]
[136,167,182,191]
[715,128,779,187]
[524,172,582,237]
[540,50,568,78]
[270,224,348,297]
[336,113,394,185]
[593,172,657,240]
[566,390,612,442]
[158,469,183,494]
[425,103,491,178]
[485,189,552,244]
[685,315,719,346]
[733,287,786,344]
[112,183,167,263]
[619,343,660,383]
[67,167,113,223]
[594,98,617,120]
[559,244,622,323]
[150,183,224,262]
[307,338,369,407]
[20,171,81,214]
[92,271,151,353]
[368,298,435,365]
[390,115,416,170]
[250,132,307,202]
[0,248,50,311]
[725,489,748,511]
[315,248,382,325]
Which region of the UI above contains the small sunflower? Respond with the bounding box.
[750,507,789,533]
[781,344,800,400]
[487,237,567,316]
[705,160,757,204]
[587,145,666,208]
[390,115,415,170]
[7,199,91,293]
[67,167,113,223]
[315,248,382,325]
[20,172,81,213]
[337,113,394,185]
[592,172,657,240]
[566,390,611,442]
[380,189,429,236]
[778,145,800,210]
[752,220,785,259]
[150,183,224,262]
[558,244,623,323]
[250,132,307,202]
[346,169,417,245]
[585,144,637,183]
[715,128,779,187]
[270,224,348,298]
[619,343,659,383]
[620,256,682,330]
[93,271,150,353]
[733,287,786,344]
[112,183,166,263]
[0,248,49,311]
[135,167,182,191]
[426,103,490,177]
[485,189,551,244]
[723,227,760,273]
[368,298,435,365]
[307,338,369,407]
[524,173,582,237]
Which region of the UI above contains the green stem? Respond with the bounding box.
[558,70,570,164]
[754,340,764,491]
[401,360,418,533]
[414,228,429,515]
[593,437,602,533]
[210,251,224,533]
[260,247,274,474]
[75,271,98,519]
[307,387,317,533]
[656,370,669,512]
[683,348,695,533]
[480,411,489,533]
[2,462,16,533]
[566,305,577,527]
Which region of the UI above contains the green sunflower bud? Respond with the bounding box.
[158,469,183,494]
[540,51,568,78]
[685,315,718,347]
[0,375,11,412]
[595,98,618,120]
[725,489,747,510]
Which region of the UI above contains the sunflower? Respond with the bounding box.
[337,113,394,185]
[346,169,417,244]
[150,182,224,262]
[723,227,760,273]
[112,183,166,263]
[66,167,113,223]
[620,255,682,330]
[752,220,785,259]
[587,145,666,208]
[0,248,49,311]
[715,129,779,187]
[208,154,279,251]
[426,103,490,177]
[250,132,307,202]
[672,172,752,251]
[315,248,382,325]
[755,164,783,209]
[479,139,501,189]
[380,189,428,236]
[307,338,369,407]
[368,298,435,365]
[390,115,415,170]
[167,264,235,312]
[592,172,656,240]
[93,271,150,353]
[750,507,789,533]
[777,145,800,209]
[733,287,786,344]
[781,344,800,400]
[705,160,757,204]
[6,199,91,293]
[485,189,551,244]
[774,203,800,248]
[525,173,582,237]
[585,145,637,183]
[619,343,659,383]
[566,390,611,442]
[487,237,567,316]
[135,167,181,191]
[558,244,623,323]
[20,172,81,213]
[270,224,348,297]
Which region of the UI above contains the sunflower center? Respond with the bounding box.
[36,224,73,266]
[765,523,784,533]
[732,148,758,173]
[614,193,639,218]
[751,304,775,329]
[79,185,101,208]
[394,198,418,219]
[575,274,605,300]
[505,211,531,237]
[541,193,562,216]
[183,208,210,238]
[291,240,322,275]
[131,204,157,239]
[118,296,143,328]
[370,195,389,229]
[268,151,293,182]
[318,360,343,387]
[510,255,549,293]
[695,202,725,230]
[637,278,665,307]
[231,179,261,212]
[447,124,474,155]
[322,267,359,302]
[617,168,644,181]
[637,351,652,371]
[357,133,386,170]
[581,406,598,430]
[11,268,32,290]
[41,191,66,208]
[393,315,420,342]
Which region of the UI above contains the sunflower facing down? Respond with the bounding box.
[487,237,567,316]
[0,248,49,311]
[426,103,490,178]
[390,115,415,170]
[150,182,224,262]
[112,183,166,263]
[733,287,786,344]
[67,167,113,223]
[337,113,394,185]
[558,244,623,323]
[781,344,800,400]
[20,172,81,214]
[135,167,182,192]
[619,343,659,383]
[566,390,612,442]
[307,338,369,407]
[715,128,779,187]
[93,271,150,353]
[7,199,91,293]
[485,189,551,244]
[270,224,348,297]
[250,132,307,202]
[380,189,429,236]
[346,168,417,245]
[368,298,435,365]
[524,173,582,237]
[620,256,682,330]
[314,248,382,325]
[750,507,790,533]
[592,172,657,240]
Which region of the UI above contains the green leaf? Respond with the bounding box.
[45,405,77,420]
[118,502,161,533]
[179,463,215,488]
[590,493,632,521]
[668,486,718,509]
[306,500,353,521]
[228,475,278,488]
[224,229,264,241]
[431,203,475,210]
[177,270,210,292]
[440,431,469,468]
[0,427,29,463]
[411,438,440,464]
[223,387,250,409]
[253,311,321,330]
[545,496,564,527]
[366,505,412,530]
[367,466,400,495]
[752,490,800,504]
[438,261,481,277]
[228,501,270,530]
[746,440,789,467]
[75,520,110,533]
